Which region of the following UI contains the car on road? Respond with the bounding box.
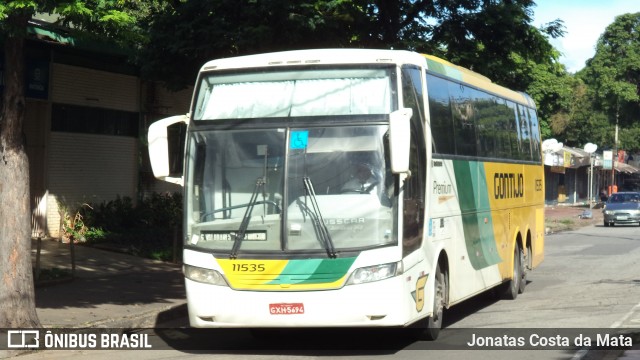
[603,191,640,227]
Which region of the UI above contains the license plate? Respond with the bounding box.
[617,216,628,220]
[269,303,305,315]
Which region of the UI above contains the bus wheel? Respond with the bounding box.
[424,264,446,340]
[518,244,530,294]
[502,244,523,300]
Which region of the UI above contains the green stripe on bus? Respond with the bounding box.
[453,160,502,270]
[426,57,463,81]
[267,257,356,285]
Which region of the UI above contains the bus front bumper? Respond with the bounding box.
[185,276,415,328]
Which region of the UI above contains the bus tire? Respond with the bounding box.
[518,244,530,294]
[424,263,446,340]
[502,244,523,300]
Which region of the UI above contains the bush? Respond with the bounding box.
[84,227,109,243]
[81,196,136,232]
[77,193,182,261]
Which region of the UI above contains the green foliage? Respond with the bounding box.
[579,12,640,151]
[135,0,564,92]
[84,227,109,243]
[619,126,640,151]
[1,0,143,53]
[149,248,173,262]
[426,0,565,90]
[517,53,574,138]
[584,13,640,112]
[82,196,136,232]
[0,1,40,16]
[136,0,362,90]
[55,1,144,47]
[7,1,567,99]
[81,193,182,262]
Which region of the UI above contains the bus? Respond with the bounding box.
[147,49,545,340]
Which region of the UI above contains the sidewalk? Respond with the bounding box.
[31,238,186,328]
[544,203,604,233]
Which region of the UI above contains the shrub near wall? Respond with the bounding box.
[80,192,183,261]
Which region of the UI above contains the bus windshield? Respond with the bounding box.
[186,125,395,255]
[192,67,393,120]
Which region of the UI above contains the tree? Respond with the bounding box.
[509,50,572,140]
[137,0,364,90]
[0,1,39,329]
[0,0,140,329]
[582,12,640,151]
[547,80,612,148]
[425,0,565,90]
[138,0,564,92]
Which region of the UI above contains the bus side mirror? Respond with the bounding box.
[148,114,188,186]
[389,108,413,174]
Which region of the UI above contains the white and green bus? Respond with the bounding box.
[148,49,545,339]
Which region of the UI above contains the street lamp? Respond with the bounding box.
[584,143,598,209]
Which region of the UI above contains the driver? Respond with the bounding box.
[341,162,379,193]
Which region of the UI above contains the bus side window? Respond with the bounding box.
[426,74,454,155]
[517,104,533,161]
[449,82,478,157]
[528,108,542,162]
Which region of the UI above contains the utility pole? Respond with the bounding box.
[584,143,597,208]
[610,109,619,194]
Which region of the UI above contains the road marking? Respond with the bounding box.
[571,348,589,360]
[571,300,640,360]
[611,301,640,328]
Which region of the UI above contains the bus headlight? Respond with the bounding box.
[184,264,228,286]
[346,262,402,285]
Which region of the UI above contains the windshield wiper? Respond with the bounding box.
[302,176,337,258]
[230,177,265,259]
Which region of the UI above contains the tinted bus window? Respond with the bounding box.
[426,74,454,155]
[528,108,542,162]
[449,82,477,157]
[517,105,533,161]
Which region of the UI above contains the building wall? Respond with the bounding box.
[46,63,140,237]
[51,63,140,111]
[46,133,138,236]
[28,62,193,237]
[545,165,604,206]
[25,100,49,237]
[16,38,194,238]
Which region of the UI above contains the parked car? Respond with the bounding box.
[602,192,640,227]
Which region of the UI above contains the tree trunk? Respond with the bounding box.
[0,11,41,328]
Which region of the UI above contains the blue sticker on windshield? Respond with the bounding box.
[290,130,309,149]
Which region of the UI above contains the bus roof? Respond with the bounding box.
[200,48,427,71]
[199,49,536,108]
